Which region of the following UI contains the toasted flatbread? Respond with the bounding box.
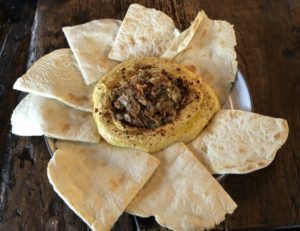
[160,27,191,59]
[48,141,160,231]
[127,142,237,231]
[162,11,237,105]
[188,110,289,174]
[161,12,203,59]
[11,94,100,143]
[63,19,121,85]
[13,49,93,112]
[108,4,179,61]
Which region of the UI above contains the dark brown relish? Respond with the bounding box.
[110,65,191,129]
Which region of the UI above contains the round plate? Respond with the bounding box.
[44,70,253,230]
[44,70,253,182]
[223,70,253,112]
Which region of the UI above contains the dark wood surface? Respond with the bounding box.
[0,0,299,230]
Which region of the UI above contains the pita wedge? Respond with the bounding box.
[108,4,179,61]
[11,94,100,143]
[127,142,237,231]
[48,141,160,231]
[13,49,93,112]
[161,13,204,60]
[188,110,289,174]
[162,11,237,105]
[63,19,121,85]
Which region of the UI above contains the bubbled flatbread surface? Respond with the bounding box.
[63,19,121,85]
[11,94,100,143]
[48,141,160,231]
[13,49,94,112]
[127,142,237,231]
[162,11,237,105]
[108,4,179,61]
[188,110,289,174]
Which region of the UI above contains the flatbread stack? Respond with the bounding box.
[10,3,289,231]
[162,11,237,105]
[13,49,94,112]
[11,94,100,143]
[48,141,160,231]
[127,142,237,230]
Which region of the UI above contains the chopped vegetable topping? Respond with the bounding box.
[110,65,191,128]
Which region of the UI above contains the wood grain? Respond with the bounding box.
[0,0,37,223]
[0,0,299,230]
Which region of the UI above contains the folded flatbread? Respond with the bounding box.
[11,94,100,143]
[162,11,237,105]
[109,4,179,61]
[13,49,93,112]
[127,142,237,231]
[188,110,289,174]
[48,141,160,231]
[63,19,121,85]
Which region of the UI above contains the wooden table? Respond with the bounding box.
[0,0,299,230]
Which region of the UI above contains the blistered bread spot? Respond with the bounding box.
[68,93,89,103]
[129,36,135,46]
[186,65,196,73]
[258,161,266,167]
[238,148,245,154]
[62,123,70,132]
[109,175,124,190]
[274,133,281,139]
